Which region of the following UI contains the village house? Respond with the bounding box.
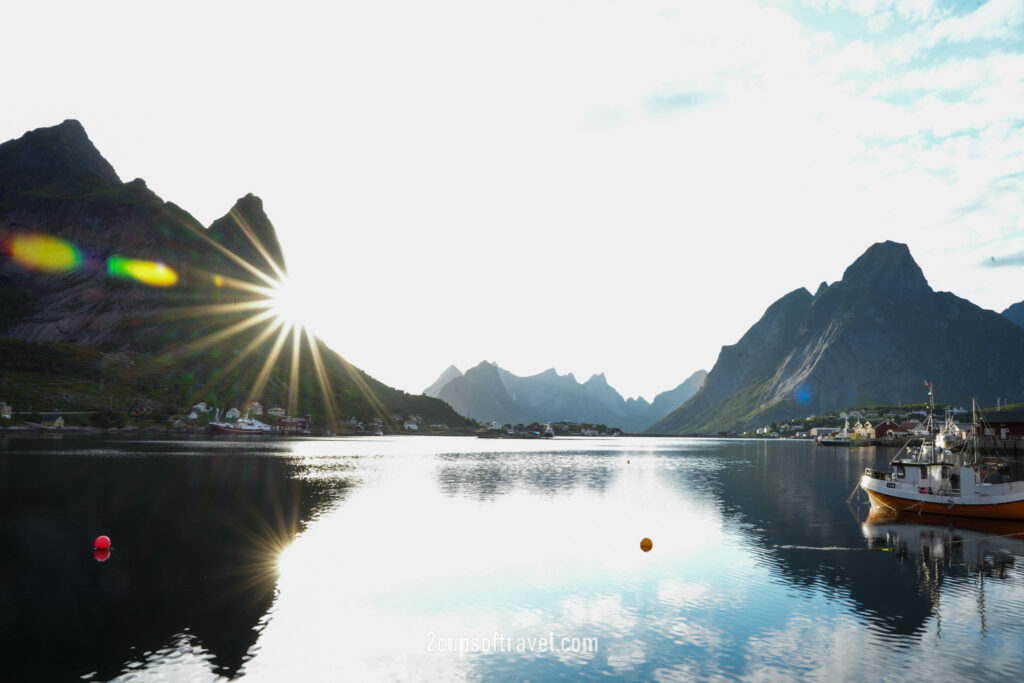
[873,419,902,439]
[41,414,64,428]
[277,415,312,435]
[853,421,873,439]
[245,401,263,416]
[192,401,212,413]
[898,420,921,433]
[403,420,419,431]
[226,407,241,420]
[0,402,11,419]
[268,406,287,417]
[983,411,1024,440]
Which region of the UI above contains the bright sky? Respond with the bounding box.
[2,1,1023,401]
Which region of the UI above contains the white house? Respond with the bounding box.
[268,406,286,417]
[226,407,241,420]
[188,411,198,420]
[0,402,11,419]
[246,401,264,415]
[192,401,212,413]
[403,420,419,431]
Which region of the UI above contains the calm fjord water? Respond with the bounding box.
[3,435,1024,681]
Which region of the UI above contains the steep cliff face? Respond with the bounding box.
[651,242,1024,434]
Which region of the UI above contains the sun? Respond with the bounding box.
[268,276,320,334]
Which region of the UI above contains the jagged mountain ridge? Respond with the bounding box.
[429,362,705,431]
[0,120,470,428]
[649,241,1024,434]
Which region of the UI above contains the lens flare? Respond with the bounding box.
[213,274,225,288]
[108,256,179,287]
[7,233,81,273]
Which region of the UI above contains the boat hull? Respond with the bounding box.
[209,424,270,435]
[862,485,1024,520]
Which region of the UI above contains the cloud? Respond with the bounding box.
[645,90,714,114]
[982,251,1024,268]
[930,0,1024,44]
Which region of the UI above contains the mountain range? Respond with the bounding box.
[650,241,1024,434]
[0,120,472,429]
[425,362,706,432]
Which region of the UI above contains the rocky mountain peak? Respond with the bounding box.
[838,241,928,294]
[207,193,288,278]
[0,119,120,196]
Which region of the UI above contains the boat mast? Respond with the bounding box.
[926,381,935,434]
[970,398,978,466]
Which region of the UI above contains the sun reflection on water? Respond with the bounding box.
[241,438,734,681]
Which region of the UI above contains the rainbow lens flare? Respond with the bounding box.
[107,256,179,287]
[213,274,225,288]
[7,233,81,273]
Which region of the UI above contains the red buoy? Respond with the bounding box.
[94,535,111,550]
[94,549,111,562]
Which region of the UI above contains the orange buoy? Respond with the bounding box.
[94,535,111,550]
[640,537,653,552]
[627,460,630,464]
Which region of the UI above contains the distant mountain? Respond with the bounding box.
[649,241,1024,434]
[647,370,707,418]
[430,362,705,431]
[1004,302,1024,329]
[0,120,471,429]
[424,365,462,397]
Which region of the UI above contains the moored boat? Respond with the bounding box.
[860,395,1024,519]
[209,409,273,435]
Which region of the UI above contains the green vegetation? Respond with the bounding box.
[0,335,473,432]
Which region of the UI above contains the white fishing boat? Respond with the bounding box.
[860,396,1024,519]
[818,415,854,446]
[209,409,272,435]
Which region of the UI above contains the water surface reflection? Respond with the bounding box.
[5,436,1024,680]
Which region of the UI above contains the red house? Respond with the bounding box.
[874,419,902,439]
[984,411,1024,439]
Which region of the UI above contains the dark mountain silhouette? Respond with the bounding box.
[0,120,470,429]
[650,241,1024,433]
[1004,301,1024,329]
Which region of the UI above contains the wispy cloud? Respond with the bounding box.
[645,90,715,114]
[982,251,1024,268]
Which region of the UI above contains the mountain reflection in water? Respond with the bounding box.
[4,436,1024,680]
[0,436,349,682]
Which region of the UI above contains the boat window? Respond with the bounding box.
[919,466,927,478]
[896,465,905,479]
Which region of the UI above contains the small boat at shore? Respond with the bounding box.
[817,415,854,446]
[860,392,1024,520]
